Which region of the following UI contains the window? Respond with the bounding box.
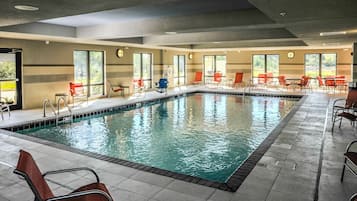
[305,53,336,77]
[252,54,279,77]
[173,55,186,86]
[203,55,226,83]
[133,53,153,88]
[74,50,104,97]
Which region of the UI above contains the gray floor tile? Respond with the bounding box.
[118,179,162,198]
[153,189,205,201]
[166,180,215,200]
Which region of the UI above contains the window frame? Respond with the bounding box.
[304,53,337,78]
[133,52,153,88]
[173,55,186,86]
[252,54,280,78]
[203,55,226,84]
[73,50,105,97]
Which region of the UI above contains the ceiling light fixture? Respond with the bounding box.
[165,32,177,35]
[213,42,221,44]
[14,5,39,11]
[319,31,347,36]
[322,42,340,46]
[279,12,287,17]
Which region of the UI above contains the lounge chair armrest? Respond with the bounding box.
[350,193,357,201]
[46,189,112,201]
[332,98,346,107]
[345,140,357,153]
[43,167,99,183]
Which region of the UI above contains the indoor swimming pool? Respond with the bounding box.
[17,93,300,183]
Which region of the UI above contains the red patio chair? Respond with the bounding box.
[13,150,113,201]
[316,76,325,90]
[325,76,336,91]
[266,72,273,85]
[278,75,290,89]
[335,75,347,91]
[133,79,145,93]
[298,76,310,90]
[257,73,267,85]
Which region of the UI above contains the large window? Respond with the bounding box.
[305,53,336,77]
[173,55,186,86]
[252,54,279,77]
[74,50,104,97]
[133,53,153,88]
[203,55,226,83]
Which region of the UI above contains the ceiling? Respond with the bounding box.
[0,0,356,50]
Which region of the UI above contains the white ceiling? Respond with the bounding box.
[0,0,356,50]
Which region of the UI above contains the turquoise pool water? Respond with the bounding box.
[18,93,298,182]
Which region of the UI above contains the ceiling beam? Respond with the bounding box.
[0,22,76,37]
[143,28,296,45]
[76,9,275,39]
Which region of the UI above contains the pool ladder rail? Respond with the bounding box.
[43,97,73,125]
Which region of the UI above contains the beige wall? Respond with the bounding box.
[0,38,353,109]
[0,38,178,109]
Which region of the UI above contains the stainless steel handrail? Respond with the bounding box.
[43,98,57,117]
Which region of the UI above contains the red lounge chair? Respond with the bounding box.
[232,72,244,88]
[107,81,124,97]
[69,82,88,105]
[213,72,222,85]
[13,150,113,201]
[192,71,203,85]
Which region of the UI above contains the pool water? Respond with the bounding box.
[18,93,298,182]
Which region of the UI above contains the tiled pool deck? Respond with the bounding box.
[0,86,356,201]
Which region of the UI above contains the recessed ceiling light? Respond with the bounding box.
[14,5,39,11]
[322,42,340,46]
[213,42,221,44]
[319,31,346,36]
[279,12,287,17]
[165,32,177,35]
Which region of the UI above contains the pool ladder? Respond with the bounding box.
[43,97,73,125]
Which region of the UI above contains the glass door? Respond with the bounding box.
[74,50,104,97]
[173,55,186,86]
[133,53,153,88]
[0,49,22,110]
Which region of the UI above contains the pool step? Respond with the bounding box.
[56,114,73,126]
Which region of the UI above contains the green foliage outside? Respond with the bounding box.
[0,61,16,91]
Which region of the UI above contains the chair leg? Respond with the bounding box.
[339,116,343,128]
[341,158,347,182]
